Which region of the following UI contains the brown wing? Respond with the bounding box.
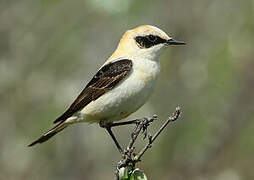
[53,59,133,124]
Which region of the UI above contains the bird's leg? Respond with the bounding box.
[109,119,140,127]
[99,121,124,154]
[106,127,124,154]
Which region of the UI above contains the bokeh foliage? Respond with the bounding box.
[0,0,253,179]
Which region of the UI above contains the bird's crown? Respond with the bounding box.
[121,25,171,49]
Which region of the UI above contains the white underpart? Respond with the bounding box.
[66,57,160,124]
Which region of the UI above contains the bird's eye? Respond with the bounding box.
[148,35,157,42]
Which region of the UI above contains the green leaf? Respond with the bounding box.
[118,166,132,180]
[130,168,148,180]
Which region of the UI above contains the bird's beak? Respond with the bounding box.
[166,38,186,45]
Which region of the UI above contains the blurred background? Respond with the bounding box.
[0,0,253,179]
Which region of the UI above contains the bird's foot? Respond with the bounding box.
[139,115,157,139]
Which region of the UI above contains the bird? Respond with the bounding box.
[28,25,185,152]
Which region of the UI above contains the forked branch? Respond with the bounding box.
[115,106,182,179]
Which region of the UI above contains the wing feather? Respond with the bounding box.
[53,59,132,124]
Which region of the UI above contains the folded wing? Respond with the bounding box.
[53,59,133,124]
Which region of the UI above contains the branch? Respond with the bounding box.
[116,106,182,178]
[135,106,181,162]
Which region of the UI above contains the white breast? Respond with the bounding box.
[79,58,160,123]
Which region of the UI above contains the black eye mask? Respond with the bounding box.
[135,35,167,48]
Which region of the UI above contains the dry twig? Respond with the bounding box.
[115,106,182,178]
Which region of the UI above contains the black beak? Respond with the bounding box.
[167,38,186,45]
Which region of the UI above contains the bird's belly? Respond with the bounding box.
[80,61,160,123]
[81,77,155,123]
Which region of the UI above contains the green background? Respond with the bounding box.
[0,0,253,179]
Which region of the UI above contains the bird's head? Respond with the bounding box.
[110,25,185,61]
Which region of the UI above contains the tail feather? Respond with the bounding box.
[28,122,68,147]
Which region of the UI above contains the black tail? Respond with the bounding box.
[28,122,68,147]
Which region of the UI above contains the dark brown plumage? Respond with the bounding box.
[28,121,68,146]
